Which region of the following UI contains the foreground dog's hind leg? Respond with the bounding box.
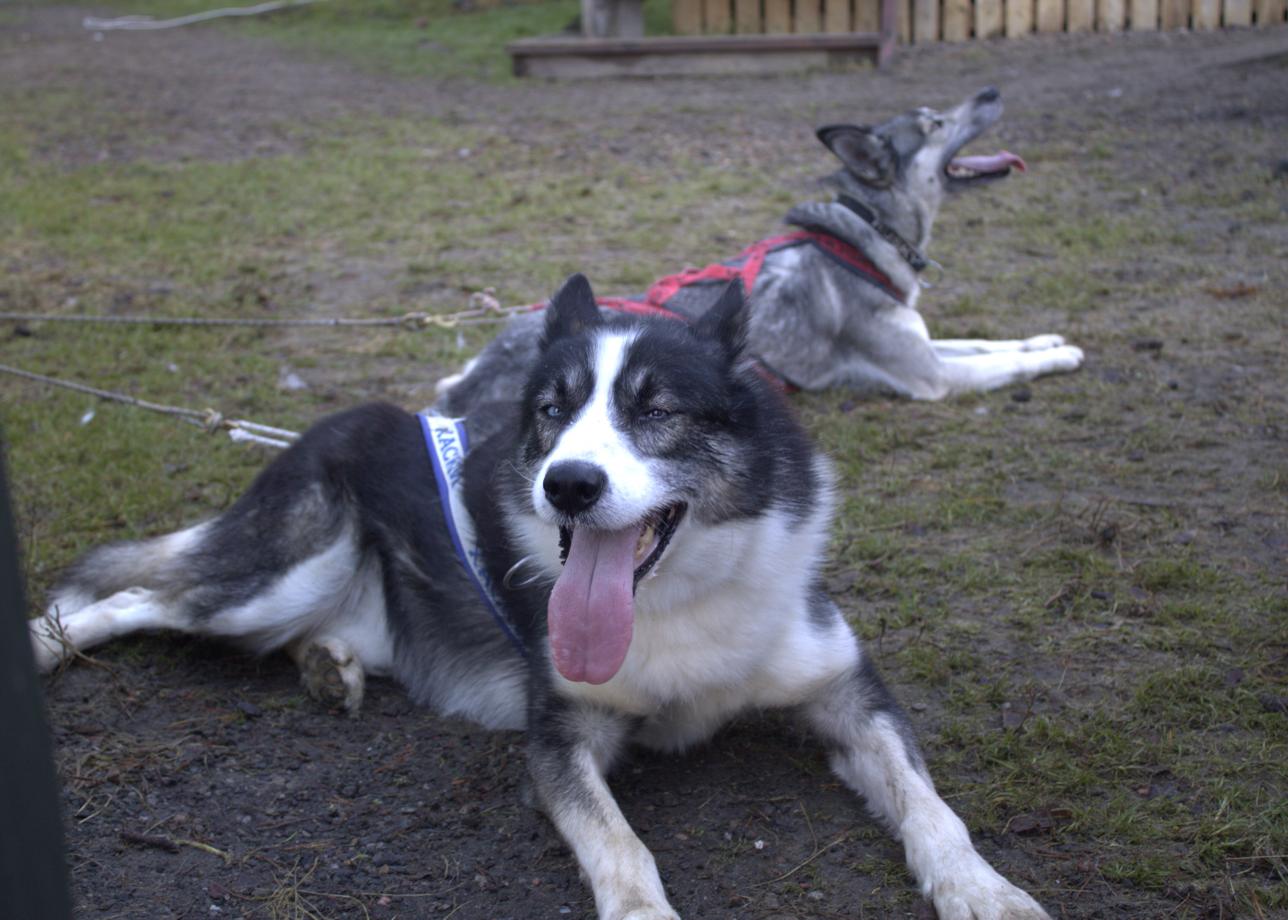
[528,700,679,920]
[30,587,184,672]
[803,657,1051,920]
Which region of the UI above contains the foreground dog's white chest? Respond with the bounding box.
[552,504,858,745]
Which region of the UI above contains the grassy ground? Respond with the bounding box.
[2,4,1285,918]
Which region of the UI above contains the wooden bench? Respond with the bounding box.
[509,0,897,77]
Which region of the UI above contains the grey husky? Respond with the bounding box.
[31,276,1050,919]
[435,87,1082,426]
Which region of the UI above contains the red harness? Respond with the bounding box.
[531,230,906,391]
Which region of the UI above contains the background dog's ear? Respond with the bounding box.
[693,279,748,360]
[542,273,601,347]
[817,124,894,189]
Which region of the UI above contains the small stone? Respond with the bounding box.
[1259,694,1287,714]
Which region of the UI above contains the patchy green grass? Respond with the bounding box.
[71,0,664,80]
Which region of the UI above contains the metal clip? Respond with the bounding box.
[918,259,945,289]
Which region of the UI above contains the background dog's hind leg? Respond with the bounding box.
[30,587,183,673]
[802,655,1051,920]
[288,635,365,715]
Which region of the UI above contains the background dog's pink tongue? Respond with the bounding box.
[953,150,1027,173]
[548,526,638,684]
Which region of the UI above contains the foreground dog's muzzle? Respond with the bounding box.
[543,462,687,685]
[543,460,607,517]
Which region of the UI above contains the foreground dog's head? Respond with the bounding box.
[509,275,774,684]
[817,87,1026,245]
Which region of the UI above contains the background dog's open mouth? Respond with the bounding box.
[945,150,1027,182]
[549,504,686,685]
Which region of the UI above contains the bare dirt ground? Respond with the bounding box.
[5,6,1287,920]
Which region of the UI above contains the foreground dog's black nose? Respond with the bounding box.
[544,461,607,516]
[976,87,1000,104]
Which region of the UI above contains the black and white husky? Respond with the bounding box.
[31,276,1050,920]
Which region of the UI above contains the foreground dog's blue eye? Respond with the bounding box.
[542,404,562,418]
[643,408,670,421]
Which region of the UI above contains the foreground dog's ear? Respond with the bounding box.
[542,273,601,346]
[693,279,748,360]
[817,124,894,189]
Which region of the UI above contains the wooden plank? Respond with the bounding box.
[878,0,897,63]
[704,0,732,32]
[899,0,913,40]
[1006,0,1034,33]
[1098,0,1125,29]
[942,0,970,37]
[855,0,881,31]
[673,0,704,33]
[823,0,852,30]
[764,0,792,30]
[1191,0,1220,26]
[1159,0,1188,27]
[913,0,940,40]
[1036,0,1064,29]
[734,0,761,32]
[508,32,888,79]
[795,0,823,31]
[1223,0,1252,23]
[975,0,1003,35]
[1066,0,1095,25]
[616,0,645,36]
[1254,0,1285,23]
[1130,0,1158,26]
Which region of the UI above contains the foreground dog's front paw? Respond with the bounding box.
[296,637,365,715]
[617,908,681,920]
[931,862,1051,920]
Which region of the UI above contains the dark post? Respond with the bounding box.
[0,445,73,919]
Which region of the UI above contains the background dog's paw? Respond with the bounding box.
[297,637,365,715]
[931,862,1051,920]
[1021,334,1066,352]
[1044,344,1085,373]
[434,371,464,396]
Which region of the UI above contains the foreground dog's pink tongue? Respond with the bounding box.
[548,526,639,684]
[953,150,1027,174]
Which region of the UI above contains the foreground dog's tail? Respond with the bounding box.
[31,522,209,672]
[50,522,208,614]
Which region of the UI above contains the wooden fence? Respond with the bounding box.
[671,0,1287,41]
